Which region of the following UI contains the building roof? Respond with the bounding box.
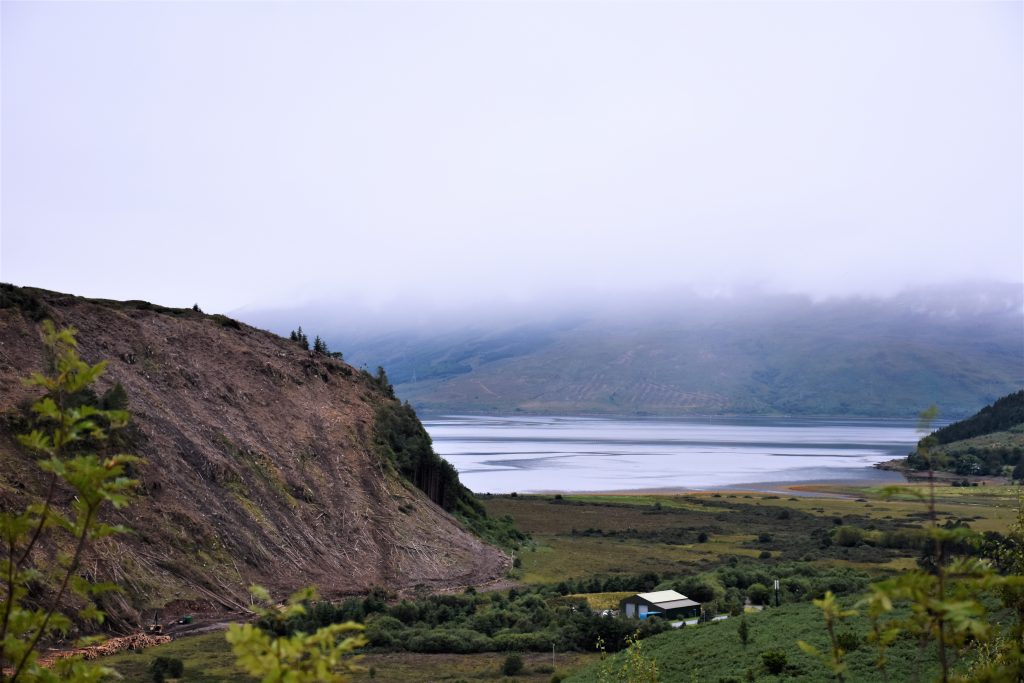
[655,598,701,610]
[635,590,692,605]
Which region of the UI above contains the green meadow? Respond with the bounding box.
[103,484,1020,682]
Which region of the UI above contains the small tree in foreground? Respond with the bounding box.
[0,321,140,682]
[802,406,1012,682]
[226,586,366,683]
[798,591,856,682]
[595,632,658,683]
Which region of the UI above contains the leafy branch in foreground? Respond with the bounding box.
[798,591,857,682]
[1,321,139,683]
[226,586,365,683]
[803,406,1024,683]
[595,632,658,683]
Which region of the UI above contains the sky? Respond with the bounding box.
[2,1,1022,316]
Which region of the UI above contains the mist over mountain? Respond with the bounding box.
[238,282,1024,420]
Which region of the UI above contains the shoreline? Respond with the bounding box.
[534,479,897,498]
[528,472,1012,498]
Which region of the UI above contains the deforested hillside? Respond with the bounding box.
[0,286,508,629]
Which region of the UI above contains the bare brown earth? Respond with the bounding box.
[0,289,507,630]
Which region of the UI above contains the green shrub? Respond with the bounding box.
[747,583,770,605]
[761,650,787,675]
[365,614,407,647]
[150,655,184,682]
[0,283,47,320]
[836,630,860,652]
[493,631,554,652]
[674,575,724,604]
[406,628,492,653]
[389,599,420,625]
[834,526,864,547]
[502,653,525,675]
[212,313,242,329]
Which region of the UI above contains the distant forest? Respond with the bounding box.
[931,390,1024,444]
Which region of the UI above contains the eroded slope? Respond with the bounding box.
[0,288,508,627]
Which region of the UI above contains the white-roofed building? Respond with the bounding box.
[619,590,701,620]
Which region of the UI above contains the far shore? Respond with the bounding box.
[533,473,1011,498]
[539,480,890,498]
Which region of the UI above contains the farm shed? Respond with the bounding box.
[619,590,701,620]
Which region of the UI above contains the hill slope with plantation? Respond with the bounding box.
[293,284,1024,418]
[904,389,1024,476]
[0,285,508,629]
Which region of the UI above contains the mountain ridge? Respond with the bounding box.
[262,284,1024,419]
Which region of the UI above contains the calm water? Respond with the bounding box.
[423,415,918,493]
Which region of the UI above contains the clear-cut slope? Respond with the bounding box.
[0,287,508,627]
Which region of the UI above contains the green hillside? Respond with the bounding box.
[905,390,1024,476]
[931,390,1024,444]
[322,287,1024,418]
[566,600,946,682]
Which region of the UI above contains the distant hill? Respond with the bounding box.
[905,390,1024,476]
[0,285,508,628]
[247,283,1024,419]
[931,390,1024,444]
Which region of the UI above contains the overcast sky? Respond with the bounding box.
[2,1,1021,315]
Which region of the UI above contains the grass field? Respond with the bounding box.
[101,632,596,683]
[562,591,635,611]
[350,651,595,682]
[100,484,1019,683]
[102,632,249,683]
[486,484,1020,586]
